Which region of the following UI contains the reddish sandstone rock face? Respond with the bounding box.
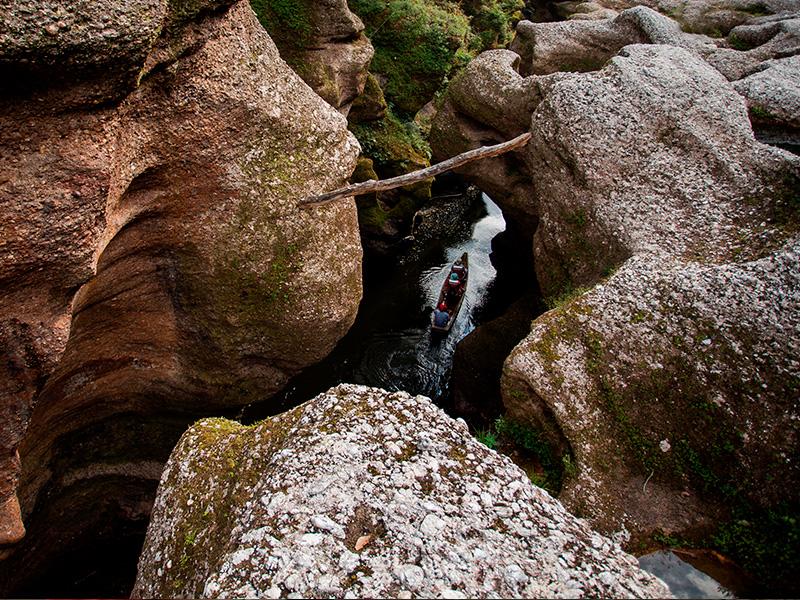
[0,0,362,582]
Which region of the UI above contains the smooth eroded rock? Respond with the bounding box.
[431,37,799,553]
[0,0,363,587]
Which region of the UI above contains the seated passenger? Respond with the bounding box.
[433,307,450,327]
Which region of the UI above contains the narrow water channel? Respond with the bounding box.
[243,191,509,422]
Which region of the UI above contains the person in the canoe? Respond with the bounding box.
[445,272,463,305]
[433,301,450,328]
[452,258,467,279]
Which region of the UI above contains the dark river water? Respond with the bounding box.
[243,191,508,422]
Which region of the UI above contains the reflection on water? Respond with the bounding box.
[242,193,505,421]
[639,551,735,599]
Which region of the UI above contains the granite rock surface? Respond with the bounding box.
[133,385,671,599]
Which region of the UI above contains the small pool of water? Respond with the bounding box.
[639,550,739,599]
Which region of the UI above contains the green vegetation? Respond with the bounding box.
[349,0,524,116]
[565,208,587,228]
[652,530,692,548]
[728,32,758,51]
[349,0,475,114]
[166,0,221,30]
[544,283,590,310]
[250,0,313,50]
[748,104,776,121]
[350,107,431,169]
[350,107,432,238]
[476,429,498,449]
[713,503,800,592]
[739,2,770,16]
[476,415,571,494]
[461,0,525,50]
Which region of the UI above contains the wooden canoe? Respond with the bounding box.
[431,252,469,333]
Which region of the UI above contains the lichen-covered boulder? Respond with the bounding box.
[705,12,800,81]
[0,0,362,587]
[643,0,789,37]
[733,54,800,137]
[510,6,714,76]
[525,43,794,292]
[550,0,789,36]
[132,385,670,599]
[505,42,800,580]
[430,49,566,238]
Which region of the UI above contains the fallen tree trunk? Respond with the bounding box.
[297,132,532,208]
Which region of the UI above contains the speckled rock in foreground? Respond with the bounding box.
[431,26,800,555]
[133,385,670,599]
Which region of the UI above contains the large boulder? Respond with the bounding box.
[551,0,792,35]
[431,36,799,564]
[511,3,800,86]
[132,385,670,599]
[733,54,800,144]
[510,6,715,75]
[705,12,800,81]
[0,0,362,588]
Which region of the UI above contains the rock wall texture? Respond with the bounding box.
[133,384,671,599]
[0,0,362,587]
[430,1,800,558]
[251,0,374,115]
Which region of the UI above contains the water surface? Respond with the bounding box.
[243,192,506,421]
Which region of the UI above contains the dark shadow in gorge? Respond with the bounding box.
[445,223,545,429]
[0,412,193,598]
[241,182,543,425]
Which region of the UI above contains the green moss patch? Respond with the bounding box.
[350,107,431,173]
[474,415,572,495]
[349,0,474,115]
[250,0,313,50]
[158,411,303,596]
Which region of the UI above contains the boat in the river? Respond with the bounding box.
[431,252,469,333]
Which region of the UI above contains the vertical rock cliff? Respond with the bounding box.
[0,0,362,589]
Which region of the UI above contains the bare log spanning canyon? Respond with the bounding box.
[297,132,532,208]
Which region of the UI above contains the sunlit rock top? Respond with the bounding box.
[133,384,670,599]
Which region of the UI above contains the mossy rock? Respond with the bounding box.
[350,107,430,176]
[348,0,474,115]
[249,0,313,51]
[348,73,388,123]
[351,156,379,184]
